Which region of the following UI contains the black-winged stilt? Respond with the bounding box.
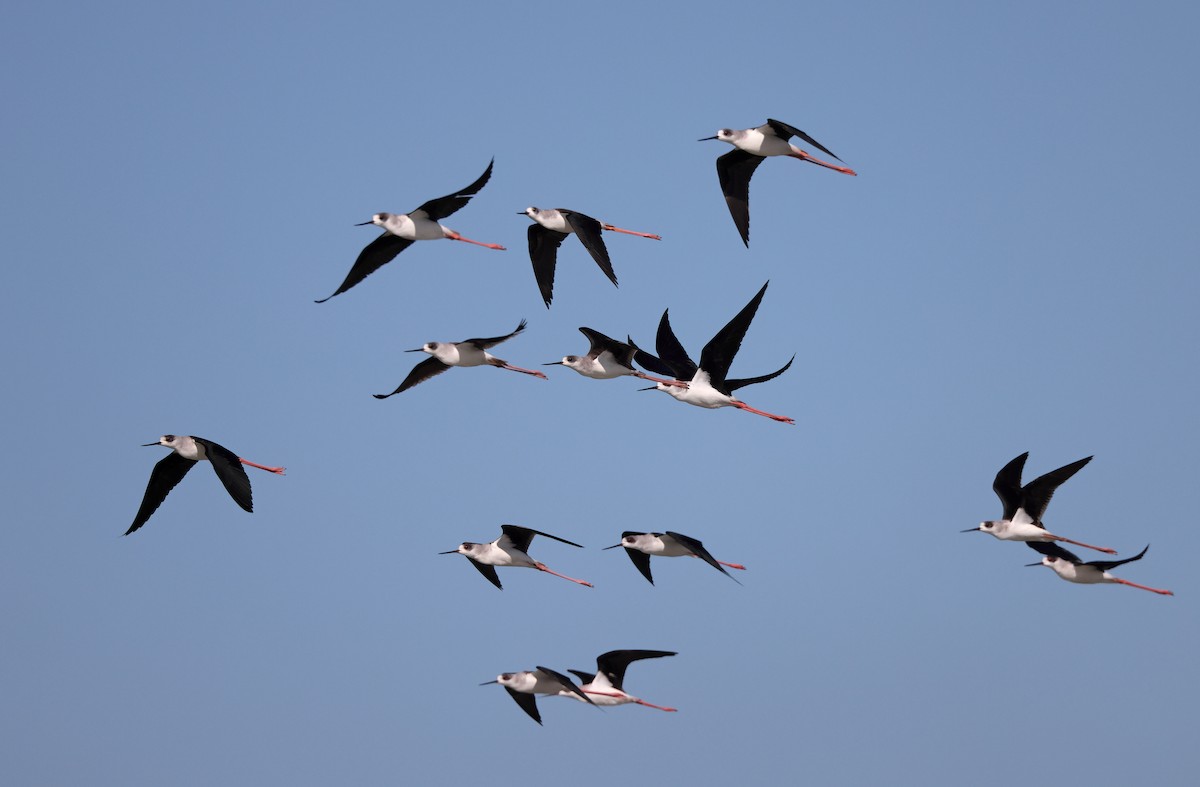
[1026,543,1173,596]
[373,319,547,398]
[127,435,285,535]
[316,159,504,302]
[441,524,593,589]
[482,666,594,725]
[963,452,1116,554]
[604,531,745,585]
[700,119,856,246]
[520,207,659,307]
[567,650,678,711]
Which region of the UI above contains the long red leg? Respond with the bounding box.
[1111,578,1174,596]
[239,458,286,475]
[601,224,661,240]
[632,371,687,388]
[445,230,505,250]
[717,560,747,571]
[535,563,593,587]
[634,698,678,712]
[1051,534,1117,555]
[733,401,795,424]
[788,151,857,176]
[498,363,548,380]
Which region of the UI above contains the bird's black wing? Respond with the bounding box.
[500,524,584,553]
[666,531,738,582]
[528,225,566,308]
[578,326,633,366]
[1021,456,1093,523]
[563,211,617,288]
[1025,540,1082,563]
[992,452,1028,522]
[624,547,655,585]
[765,119,844,161]
[698,281,769,390]
[536,666,593,704]
[315,233,414,303]
[467,558,503,590]
[594,650,677,692]
[716,148,765,247]
[726,354,795,392]
[414,159,494,221]
[1086,545,1149,572]
[126,452,197,535]
[627,335,677,378]
[194,437,252,514]
[504,687,542,725]
[653,309,698,380]
[373,356,451,398]
[465,319,528,351]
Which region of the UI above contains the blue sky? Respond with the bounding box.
[3,1,1198,784]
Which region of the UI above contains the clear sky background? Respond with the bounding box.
[3,1,1198,784]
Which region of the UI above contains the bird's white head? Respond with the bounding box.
[143,435,178,448]
[355,212,389,228]
[440,541,482,557]
[699,128,739,144]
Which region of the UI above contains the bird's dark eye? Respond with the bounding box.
[1046,557,1057,563]
[721,128,733,135]
[566,356,578,363]
[982,523,992,529]
[500,673,513,680]
[376,212,389,221]
[164,435,175,442]
[428,342,438,350]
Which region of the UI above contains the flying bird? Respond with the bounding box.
[700,119,856,246]
[127,435,285,535]
[544,326,682,387]
[520,207,660,307]
[373,319,547,398]
[440,524,593,589]
[634,281,795,424]
[605,531,745,585]
[567,650,678,711]
[1026,543,1173,596]
[316,159,504,302]
[963,452,1116,554]
[482,666,594,725]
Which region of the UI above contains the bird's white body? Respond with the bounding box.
[572,672,638,707]
[454,539,536,569]
[158,435,206,461]
[716,127,801,158]
[619,532,692,558]
[977,514,1057,543]
[497,670,577,697]
[655,370,735,409]
[420,341,493,368]
[524,207,573,234]
[1040,559,1109,585]
[371,211,456,241]
[560,351,632,379]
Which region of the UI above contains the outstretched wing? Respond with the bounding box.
[726,354,795,392]
[992,452,1028,522]
[413,159,494,221]
[1021,456,1092,523]
[315,233,414,303]
[716,149,765,247]
[467,558,503,590]
[698,281,769,389]
[504,687,542,725]
[500,524,584,554]
[764,119,844,161]
[563,211,617,287]
[528,225,566,308]
[126,452,196,535]
[465,319,529,351]
[373,356,451,398]
[194,437,252,514]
